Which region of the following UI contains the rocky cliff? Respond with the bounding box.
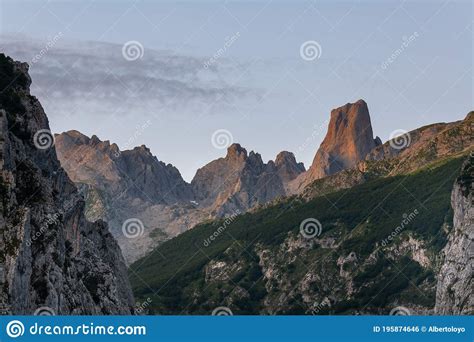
[368,112,473,172]
[435,154,473,314]
[191,144,305,217]
[0,54,134,314]
[55,136,305,263]
[55,130,192,206]
[131,151,470,314]
[290,100,380,193]
[301,112,473,201]
[55,130,206,264]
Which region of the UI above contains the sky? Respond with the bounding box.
[0,0,472,181]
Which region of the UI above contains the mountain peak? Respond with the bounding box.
[226,143,248,159]
[289,100,378,192]
[132,144,152,154]
[308,99,377,179]
[275,151,297,166]
[465,111,474,122]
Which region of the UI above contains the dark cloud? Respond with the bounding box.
[1,34,254,118]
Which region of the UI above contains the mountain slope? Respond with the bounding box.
[56,137,305,263]
[301,112,473,201]
[130,153,470,314]
[55,130,207,264]
[0,54,134,314]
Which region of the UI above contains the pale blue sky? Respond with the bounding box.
[1,0,472,181]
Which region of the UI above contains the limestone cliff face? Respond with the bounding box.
[435,154,473,314]
[300,111,474,201]
[55,131,204,264]
[55,138,305,263]
[55,130,192,206]
[0,54,134,314]
[290,100,380,193]
[191,144,305,217]
[275,151,306,186]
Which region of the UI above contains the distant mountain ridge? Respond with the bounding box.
[191,143,305,216]
[56,130,192,206]
[130,151,473,315]
[55,132,307,263]
[56,101,473,265]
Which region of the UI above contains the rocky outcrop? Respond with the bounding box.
[55,137,305,263]
[55,130,192,205]
[435,154,473,314]
[290,100,380,193]
[300,112,474,201]
[0,54,134,314]
[367,113,473,175]
[275,151,305,188]
[191,144,305,217]
[55,130,205,264]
